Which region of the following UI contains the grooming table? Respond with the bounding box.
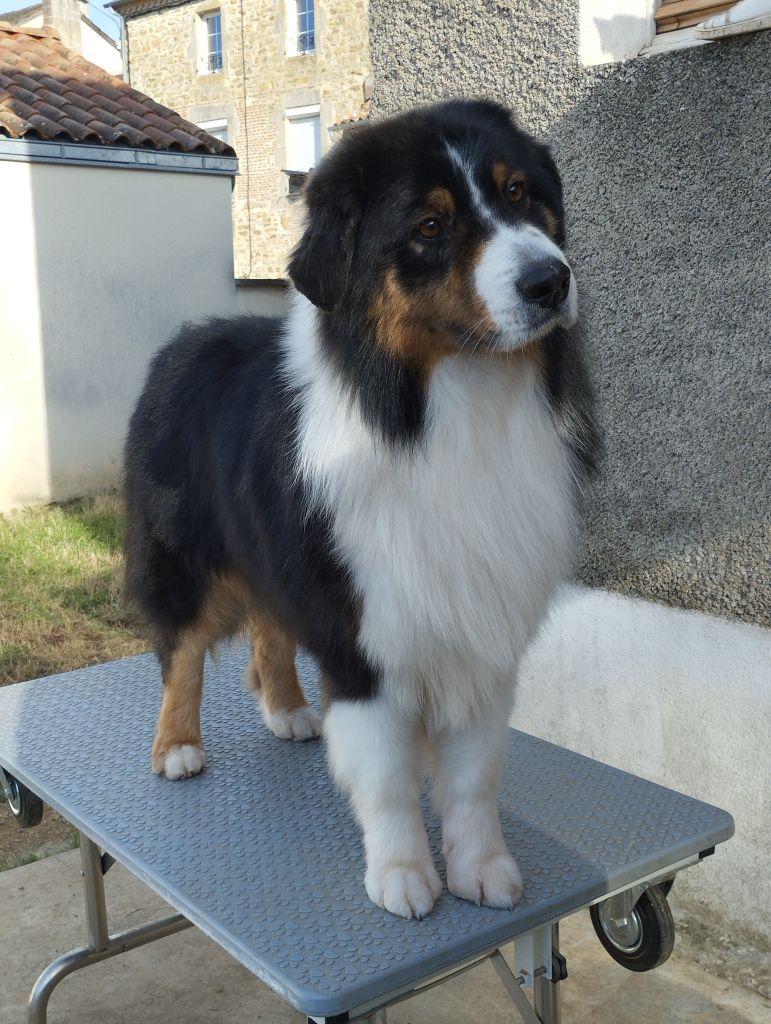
[0,646,733,1024]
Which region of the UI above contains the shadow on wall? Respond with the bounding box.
[593,13,651,59]
[550,34,770,629]
[369,2,770,628]
[586,14,655,63]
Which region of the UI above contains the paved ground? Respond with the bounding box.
[2,850,768,1024]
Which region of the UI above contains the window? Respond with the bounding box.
[693,0,771,37]
[201,11,223,74]
[657,0,771,35]
[198,118,228,145]
[655,0,736,33]
[579,0,769,61]
[288,0,315,55]
[297,0,315,52]
[284,105,321,194]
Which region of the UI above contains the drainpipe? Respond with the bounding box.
[119,13,130,83]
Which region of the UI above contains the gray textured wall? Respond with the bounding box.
[369,2,770,627]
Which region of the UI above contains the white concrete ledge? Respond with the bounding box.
[515,584,771,944]
[695,0,771,39]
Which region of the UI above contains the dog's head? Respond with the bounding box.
[288,99,576,362]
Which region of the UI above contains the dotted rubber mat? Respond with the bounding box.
[0,647,733,1017]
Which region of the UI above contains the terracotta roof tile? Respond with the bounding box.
[1,6,44,28]
[331,98,370,130]
[0,22,235,156]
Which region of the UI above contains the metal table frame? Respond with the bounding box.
[0,650,733,1024]
[24,830,705,1024]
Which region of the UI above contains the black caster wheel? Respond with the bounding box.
[590,884,675,972]
[1,770,44,829]
[658,875,675,898]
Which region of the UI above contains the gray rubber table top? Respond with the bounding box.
[0,646,734,1017]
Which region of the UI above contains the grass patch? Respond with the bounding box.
[0,829,80,872]
[0,493,148,686]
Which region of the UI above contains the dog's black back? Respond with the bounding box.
[124,315,376,696]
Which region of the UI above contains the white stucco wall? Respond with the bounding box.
[578,0,656,64]
[0,158,282,511]
[515,584,771,942]
[0,167,49,509]
[80,21,123,76]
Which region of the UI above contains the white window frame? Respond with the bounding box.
[284,104,321,170]
[197,118,228,144]
[283,104,321,195]
[286,0,316,56]
[197,8,224,76]
[579,0,770,64]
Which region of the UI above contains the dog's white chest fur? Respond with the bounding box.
[286,299,576,728]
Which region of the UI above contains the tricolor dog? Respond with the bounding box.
[124,99,599,919]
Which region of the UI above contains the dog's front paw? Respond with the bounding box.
[447,850,523,909]
[263,704,322,741]
[151,743,207,780]
[365,860,443,919]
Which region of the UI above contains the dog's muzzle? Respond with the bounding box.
[518,259,571,312]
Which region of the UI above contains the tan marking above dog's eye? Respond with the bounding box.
[419,218,443,239]
[506,180,526,204]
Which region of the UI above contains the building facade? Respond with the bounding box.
[111,0,370,278]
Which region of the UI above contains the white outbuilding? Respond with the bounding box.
[0,22,279,511]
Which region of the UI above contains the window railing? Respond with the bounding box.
[297,29,315,52]
[203,12,223,73]
[283,169,308,195]
[295,0,315,53]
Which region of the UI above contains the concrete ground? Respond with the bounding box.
[2,851,768,1024]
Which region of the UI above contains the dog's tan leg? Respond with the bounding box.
[151,631,207,779]
[151,573,249,779]
[246,615,322,741]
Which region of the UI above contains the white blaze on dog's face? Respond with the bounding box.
[473,221,578,350]
[289,100,582,402]
[445,145,578,353]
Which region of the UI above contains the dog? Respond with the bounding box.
[124,99,599,920]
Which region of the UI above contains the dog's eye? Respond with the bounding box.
[506,181,526,204]
[418,218,443,239]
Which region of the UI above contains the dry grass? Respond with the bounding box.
[0,493,148,686]
[0,494,149,866]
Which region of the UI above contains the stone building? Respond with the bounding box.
[110,0,370,278]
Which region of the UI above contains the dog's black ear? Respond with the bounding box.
[287,155,362,312]
[534,142,566,246]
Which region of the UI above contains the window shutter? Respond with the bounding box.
[655,0,739,32]
[286,114,321,172]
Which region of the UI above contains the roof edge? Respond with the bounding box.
[81,15,121,49]
[0,20,60,38]
[0,5,44,27]
[0,136,238,175]
[235,278,290,288]
[108,0,195,19]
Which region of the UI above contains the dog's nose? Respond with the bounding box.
[518,260,571,310]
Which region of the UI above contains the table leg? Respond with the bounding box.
[533,925,562,1024]
[28,833,192,1024]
